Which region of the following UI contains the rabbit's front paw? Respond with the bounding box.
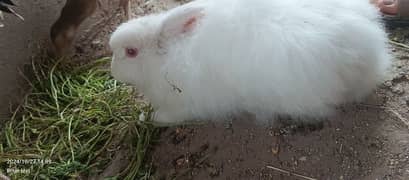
[153,110,185,125]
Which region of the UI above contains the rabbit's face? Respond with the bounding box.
[109,5,205,87]
[109,15,165,86]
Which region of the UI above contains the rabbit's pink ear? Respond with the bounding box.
[160,6,204,39]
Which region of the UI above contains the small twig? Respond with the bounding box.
[339,143,343,153]
[174,155,210,179]
[266,165,317,180]
[8,8,24,21]
[388,109,409,127]
[0,11,4,28]
[357,103,386,109]
[164,72,182,93]
[389,40,409,50]
[357,103,409,128]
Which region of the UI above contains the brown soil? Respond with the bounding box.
[151,86,409,180]
[0,0,65,124]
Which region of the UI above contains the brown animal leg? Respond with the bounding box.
[50,0,98,57]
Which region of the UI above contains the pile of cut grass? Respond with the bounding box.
[0,57,156,179]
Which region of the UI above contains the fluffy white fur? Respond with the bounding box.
[109,0,391,124]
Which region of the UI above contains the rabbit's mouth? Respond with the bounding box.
[110,61,131,85]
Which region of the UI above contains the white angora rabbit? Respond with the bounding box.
[109,0,391,124]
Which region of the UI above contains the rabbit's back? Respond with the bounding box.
[159,0,390,121]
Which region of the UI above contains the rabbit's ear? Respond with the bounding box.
[160,6,204,40]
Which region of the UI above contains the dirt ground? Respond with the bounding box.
[151,87,409,179]
[1,0,409,179]
[0,0,64,124]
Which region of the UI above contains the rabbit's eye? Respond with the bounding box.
[125,48,139,58]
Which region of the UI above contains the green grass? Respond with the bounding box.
[0,57,157,179]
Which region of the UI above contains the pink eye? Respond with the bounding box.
[125,47,139,58]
